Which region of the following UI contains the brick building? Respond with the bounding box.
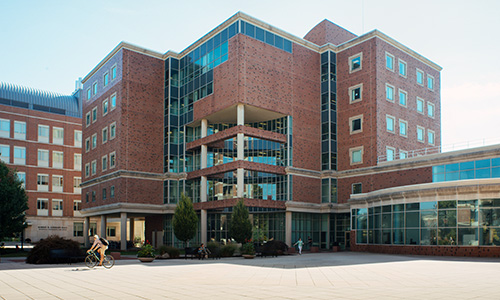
[79,12,445,251]
[0,82,83,242]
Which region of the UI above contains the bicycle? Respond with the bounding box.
[85,250,115,269]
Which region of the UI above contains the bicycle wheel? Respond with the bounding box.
[102,255,115,269]
[85,254,98,268]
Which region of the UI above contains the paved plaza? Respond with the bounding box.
[1,252,500,299]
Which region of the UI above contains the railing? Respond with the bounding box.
[377,137,500,163]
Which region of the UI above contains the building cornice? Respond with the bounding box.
[81,202,176,217]
[285,201,350,213]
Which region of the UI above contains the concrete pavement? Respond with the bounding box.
[1,252,500,299]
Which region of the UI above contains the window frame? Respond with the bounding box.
[13,121,26,140]
[52,151,64,169]
[37,149,49,167]
[102,98,109,116]
[399,150,408,160]
[416,69,424,86]
[386,115,396,133]
[102,154,108,171]
[417,126,425,143]
[103,72,109,87]
[0,119,9,138]
[349,146,364,166]
[38,125,49,143]
[398,89,407,107]
[427,102,435,118]
[91,160,97,175]
[349,114,363,134]
[37,198,49,216]
[86,112,91,127]
[348,84,363,104]
[92,107,97,123]
[385,52,394,71]
[110,93,117,110]
[92,81,97,95]
[13,146,26,165]
[110,151,116,169]
[386,146,396,161]
[428,129,435,146]
[85,163,90,178]
[74,130,82,147]
[102,127,108,144]
[37,174,49,191]
[87,88,92,100]
[399,119,408,137]
[349,52,363,73]
[52,127,64,145]
[398,59,407,77]
[386,84,395,102]
[91,133,97,149]
[111,64,117,80]
[85,137,90,152]
[416,97,425,114]
[352,182,362,194]
[427,74,434,91]
[52,175,63,192]
[110,122,116,140]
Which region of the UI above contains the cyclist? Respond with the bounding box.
[87,234,108,266]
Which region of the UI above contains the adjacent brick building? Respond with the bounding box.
[0,82,83,242]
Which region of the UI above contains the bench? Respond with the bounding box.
[184,247,198,260]
[49,249,85,264]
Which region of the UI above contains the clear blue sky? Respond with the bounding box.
[1,0,499,148]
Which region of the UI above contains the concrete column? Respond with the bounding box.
[237,168,244,198]
[237,104,244,125]
[120,212,127,250]
[285,211,292,246]
[201,209,207,244]
[201,145,207,168]
[129,218,135,241]
[100,215,106,238]
[83,217,90,247]
[237,133,244,161]
[201,118,208,137]
[201,176,207,202]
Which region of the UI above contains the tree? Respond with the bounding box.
[0,161,28,241]
[173,193,198,247]
[229,199,252,243]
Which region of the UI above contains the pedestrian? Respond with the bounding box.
[294,238,304,255]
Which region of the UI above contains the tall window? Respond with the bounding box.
[102,127,108,144]
[110,152,116,168]
[111,65,117,80]
[104,72,109,86]
[17,172,26,188]
[0,145,10,163]
[386,84,395,102]
[53,127,64,145]
[38,149,49,167]
[53,151,63,169]
[111,93,117,110]
[428,130,435,145]
[14,121,26,140]
[427,102,435,118]
[92,82,97,95]
[416,69,424,85]
[13,146,26,165]
[0,119,10,138]
[37,174,49,191]
[110,186,115,198]
[386,53,394,71]
[102,155,108,171]
[91,160,97,175]
[74,177,81,193]
[92,107,97,123]
[73,202,82,217]
[110,122,116,139]
[400,150,408,159]
[38,125,49,143]
[102,188,107,200]
[52,175,63,192]
[417,126,425,142]
[87,88,91,100]
[92,134,97,149]
[52,200,63,217]
[37,199,49,216]
[74,153,82,170]
[399,120,408,137]
[349,84,363,103]
[399,90,407,107]
[74,130,82,147]
[416,98,424,114]
[349,53,362,73]
[103,99,109,116]
[86,112,91,127]
[427,75,434,90]
[386,115,395,133]
[85,137,90,152]
[386,147,396,161]
[399,60,407,77]
[85,163,90,177]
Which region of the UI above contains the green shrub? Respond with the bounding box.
[158,245,168,255]
[220,244,237,257]
[164,246,180,258]
[137,244,155,257]
[26,235,83,264]
[241,242,255,255]
[207,241,220,254]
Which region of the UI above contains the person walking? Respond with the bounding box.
[294,238,304,255]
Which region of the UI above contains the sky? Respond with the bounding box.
[1,0,499,149]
